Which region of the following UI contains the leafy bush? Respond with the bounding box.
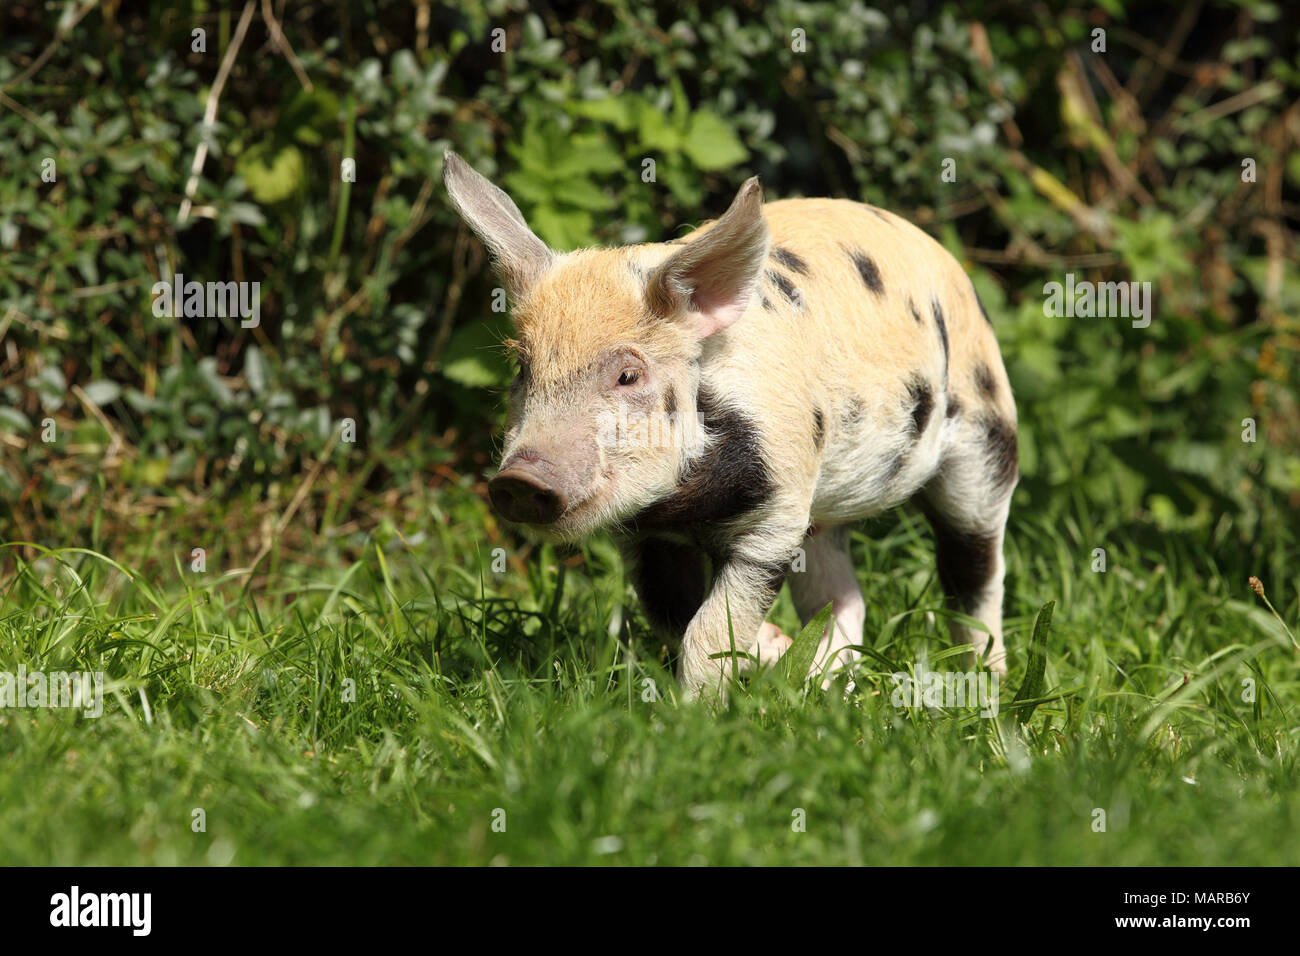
[0,1,1296,574]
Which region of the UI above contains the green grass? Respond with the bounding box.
[1,485,1298,866]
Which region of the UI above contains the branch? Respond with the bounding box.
[0,0,101,92]
[177,1,257,225]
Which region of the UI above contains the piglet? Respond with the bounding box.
[444,151,1017,698]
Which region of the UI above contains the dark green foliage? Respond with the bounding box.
[0,1,1295,562]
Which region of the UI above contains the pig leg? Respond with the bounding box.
[676,531,800,698]
[919,448,1015,676]
[625,537,709,644]
[625,538,791,668]
[787,526,865,688]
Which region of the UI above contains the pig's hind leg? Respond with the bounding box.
[918,422,1017,676]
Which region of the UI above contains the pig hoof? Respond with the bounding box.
[752,622,793,668]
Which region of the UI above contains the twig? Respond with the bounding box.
[0,89,64,146]
[969,21,1022,148]
[0,0,101,92]
[70,278,145,298]
[967,247,1119,268]
[3,306,69,340]
[428,228,471,371]
[415,0,430,54]
[1063,51,1154,206]
[1116,11,1202,98]
[261,0,313,92]
[178,1,257,225]
[391,176,435,253]
[1180,80,1284,130]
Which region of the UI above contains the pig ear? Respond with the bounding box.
[444,151,555,297]
[647,177,769,338]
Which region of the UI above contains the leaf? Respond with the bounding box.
[781,602,834,687]
[82,380,121,406]
[33,365,67,410]
[440,321,512,389]
[195,357,233,405]
[549,176,616,212]
[236,142,305,204]
[282,89,342,144]
[637,104,684,153]
[123,388,161,414]
[97,115,130,146]
[571,96,640,132]
[530,205,595,250]
[1012,601,1054,720]
[244,347,269,396]
[683,111,748,171]
[391,49,420,87]
[225,202,266,227]
[0,407,31,434]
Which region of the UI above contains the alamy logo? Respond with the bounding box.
[1042,273,1152,328]
[50,886,151,936]
[890,667,1000,718]
[151,273,260,327]
[0,667,103,717]
[595,404,704,450]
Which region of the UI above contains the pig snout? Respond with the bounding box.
[488,450,571,525]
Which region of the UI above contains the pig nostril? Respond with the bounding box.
[489,472,564,525]
[521,488,562,523]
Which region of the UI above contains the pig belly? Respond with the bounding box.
[808,414,950,524]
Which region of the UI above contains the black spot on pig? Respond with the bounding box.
[846,248,884,297]
[664,386,677,415]
[766,269,799,307]
[632,388,773,531]
[907,378,933,436]
[982,416,1018,488]
[761,295,775,312]
[629,538,708,635]
[771,246,809,276]
[924,509,997,613]
[858,203,890,223]
[908,298,923,324]
[931,298,950,374]
[882,449,907,482]
[813,406,825,450]
[747,558,788,608]
[975,363,997,399]
[946,397,962,419]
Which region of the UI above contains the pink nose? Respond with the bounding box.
[489,458,566,525]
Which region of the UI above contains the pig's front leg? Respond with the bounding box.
[677,536,797,698]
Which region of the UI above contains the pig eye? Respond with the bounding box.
[617,368,643,386]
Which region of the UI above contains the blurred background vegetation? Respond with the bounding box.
[1,0,1297,588]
